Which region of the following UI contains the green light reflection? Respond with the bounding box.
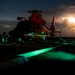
[17,47,55,58]
[42,51,75,61]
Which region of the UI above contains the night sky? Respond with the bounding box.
[0,0,75,37]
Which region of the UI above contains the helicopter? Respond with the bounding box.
[9,10,61,42]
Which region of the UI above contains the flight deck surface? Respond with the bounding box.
[0,39,75,74]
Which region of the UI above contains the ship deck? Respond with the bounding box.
[0,37,75,74]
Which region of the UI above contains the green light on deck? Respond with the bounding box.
[19,38,21,41]
[42,31,44,34]
[2,38,5,43]
[28,32,34,35]
[2,37,8,43]
[59,37,66,42]
[17,47,55,58]
[63,43,68,45]
[43,51,75,61]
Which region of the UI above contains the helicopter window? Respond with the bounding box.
[36,24,41,30]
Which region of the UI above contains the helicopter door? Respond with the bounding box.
[31,23,41,34]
